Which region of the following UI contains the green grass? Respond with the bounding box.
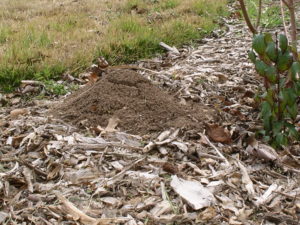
[0,0,228,92]
[244,0,286,28]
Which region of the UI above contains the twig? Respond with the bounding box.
[200,133,230,166]
[108,157,146,182]
[287,0,298,60]
[92,157,146,186]
[282,0,291,8]
[238,0,258,34]
[272,190,300,200]
[280,0,290,41]
[197,152,226,162]
[72,143,143,151]
[159,42,180,55]
[98,146,108,167]
[256,0,262,28]
[18,160,47,178]
[281,0,298,59]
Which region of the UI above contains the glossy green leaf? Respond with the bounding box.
[275,133,288,146]
[291,61,300,80]
[265,65,277,83]
[264,33,273,43]
[253,34,267,55]
[285,122,300,139]
[282,88,297,107]
[264,88,275,106]
[248,50,257,63]
[263,135,271,143]
[279,34,288,53]
[277,51,293,72]
[287,104,298,120]
[272,121,284,134]
[261,101,272,132]
[255,60,268,76]
[265,42,278,62]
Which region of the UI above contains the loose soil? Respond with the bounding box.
[54,69,213,135]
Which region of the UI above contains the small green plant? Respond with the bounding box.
[249,33,300,148]
[44,80,68,96]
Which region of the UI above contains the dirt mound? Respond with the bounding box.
[54,69,212,135]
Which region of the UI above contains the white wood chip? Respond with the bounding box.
[170,175,215,210]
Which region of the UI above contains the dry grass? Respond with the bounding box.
[0,0,227,92]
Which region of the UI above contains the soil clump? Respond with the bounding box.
[54,69,213,135]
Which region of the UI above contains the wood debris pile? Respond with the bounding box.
[1,18,300,225]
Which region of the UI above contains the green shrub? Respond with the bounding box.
[249,33,300,148]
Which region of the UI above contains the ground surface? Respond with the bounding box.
[1,6,300,225]
[54,69,213,135]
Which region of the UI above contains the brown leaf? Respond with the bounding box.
[47,163,63,180]
[11,134,27,148]
[197,207,217,221]
[162,162,178,174]
[87,72,100,83]
[206,124,232,144]
[10,108,29,118]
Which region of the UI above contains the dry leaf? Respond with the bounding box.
[197,207,216,221]
[206,124,231,144]
[10,108,29,118]
[249,144,278,161]
[150,201,172,217]
[47,163,63,180]
[162,162,178,174]
[87,72,100,83]
[100,197,120,206]
[237,161,255,197]
[100,116,120,134]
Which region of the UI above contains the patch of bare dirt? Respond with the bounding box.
[54,69,214,135]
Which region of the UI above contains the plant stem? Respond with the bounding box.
[256,0,262,28]
[275,33,282,121]
[238,0,258,34]
[280,0,290,42]
[288,0,298,60]
[282,0,298,60]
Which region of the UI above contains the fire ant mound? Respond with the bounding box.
[55,69,212,135]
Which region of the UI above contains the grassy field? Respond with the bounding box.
[0,0,228,92]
